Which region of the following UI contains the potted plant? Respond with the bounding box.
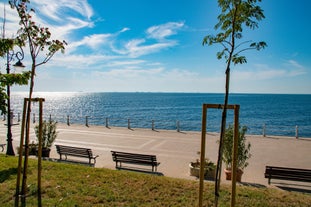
[222,124,251,182]
[34,120,58,158]
[190,152,216,180]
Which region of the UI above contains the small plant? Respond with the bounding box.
[34,120,58,149]
[16,141,37,156]
[190,158,216,171]
[222,124,251,170]
[190,151,216,179]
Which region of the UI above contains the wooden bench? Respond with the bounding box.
[265,166,311,184]
[111,151,160,172]
[0,143,6,152]
[55,145,99,165]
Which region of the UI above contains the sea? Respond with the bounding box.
[10,92,311,138]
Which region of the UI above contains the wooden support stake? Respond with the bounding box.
[231,105,240,207]
[198,105,207,207]
[37,99,43,206]
[15,98,27,207]
[15,98,45,207]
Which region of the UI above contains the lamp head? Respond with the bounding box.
[13,60,26,73]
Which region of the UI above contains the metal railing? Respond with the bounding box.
[4,113,310,139]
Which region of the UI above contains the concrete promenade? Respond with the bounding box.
[1,121,311,190]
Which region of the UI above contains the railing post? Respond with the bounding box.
[105,117,109,128]
[18,113,20,122]
[152,120,155,131]
[33,113,36,123]
[295,125,299,139]
[67,115,70,126]
[85,116,89,127]
[128,118,131,129]
[263,123,266,137]
[176,120,180,132]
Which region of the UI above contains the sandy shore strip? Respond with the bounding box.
[1,121,311,190]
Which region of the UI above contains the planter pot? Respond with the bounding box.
[36,148,51,158]
[189,163,200,177]
[189,163,216,180]
[17,145,37,156]
[41,148,51,158]
[205,168,216,180]
[224,168,243,182]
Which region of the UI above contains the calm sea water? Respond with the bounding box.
[10,92,311,137]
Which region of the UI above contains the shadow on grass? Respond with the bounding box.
[277,185,311,194]
[240,182,266,189]
[0,168,17,183]
[116,166,164,176]
[54,159,95,167]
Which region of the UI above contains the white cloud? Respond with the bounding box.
[285,60,306,76]
[106,60,146,67]
[2,1,185,64]
[31,0,94,21]
[110,22,184,58]
[232,60,307,81]
[95,67,165,79]
[125,39,176,58]
[68,34,112,52]
[2,0,94,40]
[146,22,184,40]
[47,53,117,70]
[50,65,224,93]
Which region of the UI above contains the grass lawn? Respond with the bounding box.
[0,154,310,206]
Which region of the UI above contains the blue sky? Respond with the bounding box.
[1,0,310,94]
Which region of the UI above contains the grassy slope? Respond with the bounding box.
[0,154,310,207]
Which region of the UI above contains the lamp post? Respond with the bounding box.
[6,47,25,156]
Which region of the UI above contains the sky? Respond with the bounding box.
[1,0,311,94]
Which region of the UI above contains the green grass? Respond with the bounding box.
[0,154,310,207]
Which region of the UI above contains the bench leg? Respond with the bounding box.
[1,144,6,152]
[89,158,96,165]
[116,162,122,169]
[59,154,67,161]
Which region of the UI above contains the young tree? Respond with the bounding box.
[9,0,66,205]
[202,0,266,205]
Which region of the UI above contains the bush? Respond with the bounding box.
[34,120,58,149]
[222,124,251,170]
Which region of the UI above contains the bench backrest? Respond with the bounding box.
[266,166,311,174]
[111,151,157,162]
[56,145,92,158]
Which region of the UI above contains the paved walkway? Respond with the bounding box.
[1,121,311,190]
